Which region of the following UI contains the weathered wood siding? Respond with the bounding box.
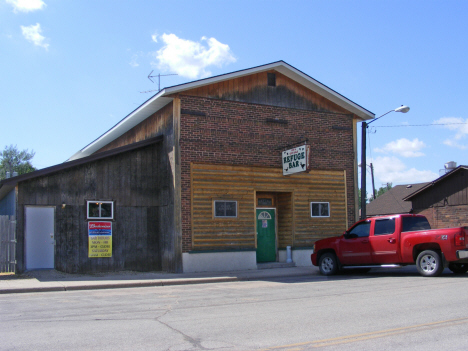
[0,215,16,273]
[191,163,347,251]
[182,71,350,114]
[16,142,174,274]
[277,192,293,248]
[412,169,468,209]
[97,102,174,152]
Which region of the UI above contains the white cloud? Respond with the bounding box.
[6,0,46,12]
[372,156,438,185]
[129,51,144,68]
[152,33,236,79]
[443,139,467,150]
[21,23,49,49]
[374,138,426,158]
[434,117,468,149]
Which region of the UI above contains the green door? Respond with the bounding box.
[256,209,276,262]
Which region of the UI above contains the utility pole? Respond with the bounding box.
[370,163,376,200]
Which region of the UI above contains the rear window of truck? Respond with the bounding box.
[402,217,431,232]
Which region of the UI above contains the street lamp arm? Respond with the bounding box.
[366,110,394,126]
[366,106,410,126]
[360,105,410,219]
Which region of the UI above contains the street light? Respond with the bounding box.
[360,105,410,219]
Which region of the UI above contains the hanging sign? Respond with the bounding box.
[282,145,309,175]
[88,221,112,258]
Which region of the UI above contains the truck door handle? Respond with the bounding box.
[387,238,396,243]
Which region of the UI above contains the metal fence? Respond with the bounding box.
[0,215,16,273]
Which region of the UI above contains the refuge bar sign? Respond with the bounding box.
[282,145,309,175]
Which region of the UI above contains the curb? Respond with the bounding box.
[0,270,316,295]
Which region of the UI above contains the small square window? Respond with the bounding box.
[214,200,237,218]
[87,201,114,220]
[311,202,330,217]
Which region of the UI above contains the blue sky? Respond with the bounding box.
[1,0,467,196]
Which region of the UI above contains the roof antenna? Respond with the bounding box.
[141,71,178,93]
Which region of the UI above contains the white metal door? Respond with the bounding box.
[25,207,55,270]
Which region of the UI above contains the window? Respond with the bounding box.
[87,201,114,220]
[258,198,273,207]
[214,200,237,218]
[374,218,396,235]
[348,221,371,238]
[311,202,330,217]
[267,73,276,87]
[402,216,431,232]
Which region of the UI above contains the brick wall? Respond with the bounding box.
[179,95,356,252]
[416,205,468,229]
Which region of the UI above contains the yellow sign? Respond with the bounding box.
[88,236,112,257]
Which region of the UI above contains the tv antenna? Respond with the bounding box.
[141,71,178,93]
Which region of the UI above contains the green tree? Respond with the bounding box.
[376,183,393,198]
[367,183,393,203]
[0,145,37,180]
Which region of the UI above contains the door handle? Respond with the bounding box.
[387,238,396,243]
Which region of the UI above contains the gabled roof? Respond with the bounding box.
[366,183,429,216]
[68,61,375,161]
[403,165,468,201]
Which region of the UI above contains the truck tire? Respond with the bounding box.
[416,250,444,277]
[448,263,468,274]
[318,253,338,276]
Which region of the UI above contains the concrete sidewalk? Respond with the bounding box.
[0,266,319,294]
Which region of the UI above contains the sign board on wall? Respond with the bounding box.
[282,145,309,175]
[88,221,112,258]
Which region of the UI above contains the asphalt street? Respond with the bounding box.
[1,266,468,350]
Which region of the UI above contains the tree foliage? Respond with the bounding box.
[368,183,393,202]
[0,145,37,180]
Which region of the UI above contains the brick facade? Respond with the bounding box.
[415,206,468,229]
[179,94,356,252]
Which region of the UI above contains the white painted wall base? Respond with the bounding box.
[291,249,314,266]
[278,249,314,267]
[183,251,257,273]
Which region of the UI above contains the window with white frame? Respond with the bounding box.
[214,200,237,218]
[87,201,114,220]
[310,202,330,217]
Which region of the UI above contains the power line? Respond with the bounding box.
[373,122,468,128]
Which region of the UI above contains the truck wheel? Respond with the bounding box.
[448,263,468,274]
[416,250,444,277]
[318,253,338,276]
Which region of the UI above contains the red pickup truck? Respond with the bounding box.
[311,214,468,277]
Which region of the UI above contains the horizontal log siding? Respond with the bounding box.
[191,164,347,250]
